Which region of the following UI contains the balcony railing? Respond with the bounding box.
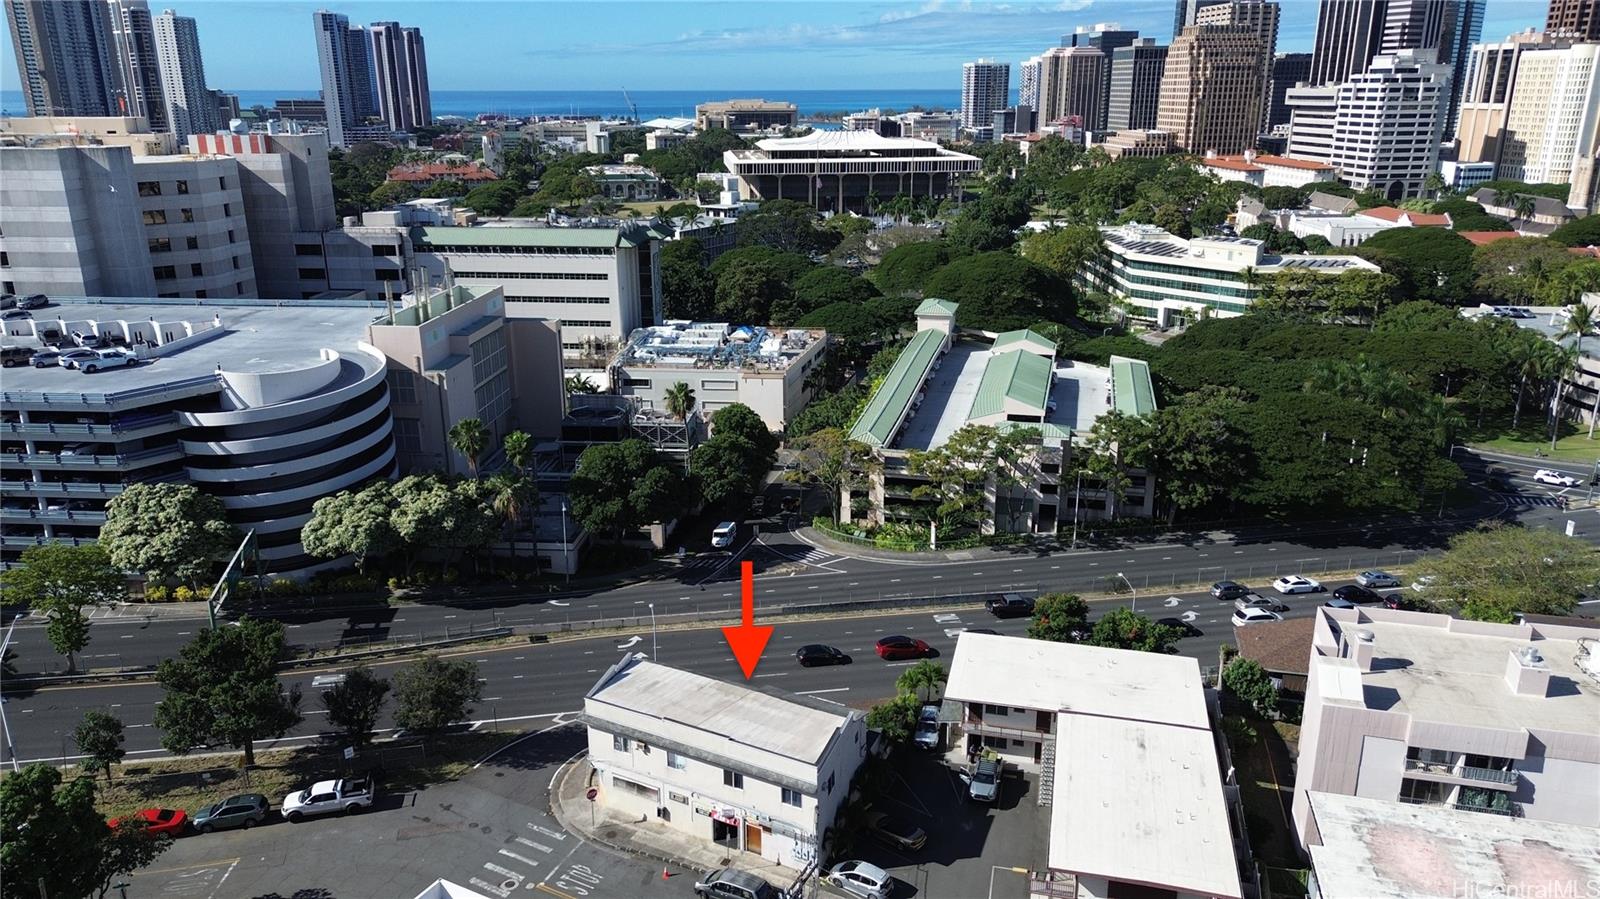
[1404,758,1519,787]
[1455,798,1523,817]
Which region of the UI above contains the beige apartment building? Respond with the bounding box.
[1194,0,1280,133]
[1455,30,1554,164]
[1292,606,1600,850]
[693,99,798,133]
[1497,42,1600,187]
[1157,24,1265,155]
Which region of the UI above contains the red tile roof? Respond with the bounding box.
[1254,154,1334,172]
[386,162,499,183]
[1569,245,1600,258]
[1234,616,1316,676]
[1358,207,1451,227]
[1459,231,1521,246]
[1202,157,1263,173]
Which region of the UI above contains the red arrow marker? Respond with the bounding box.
[722,561,774,679]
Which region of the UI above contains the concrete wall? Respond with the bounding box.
[1516,751,1600,825]
[0,146,155,296]
[133,155,256,299]
[1353,735,1406,802]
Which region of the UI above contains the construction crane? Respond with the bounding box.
[621,87,639,124]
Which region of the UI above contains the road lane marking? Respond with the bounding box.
[499,848,542,868]
[754,672,788,678]
[796,687,850,695]
[516,836,553,853]
[470,877,513,898]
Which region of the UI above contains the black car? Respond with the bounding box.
[1210,581,1251,601]
[1156,617,1203,638]
[795,644,850,667]
[0,309,30,321]
[1381,593,1410,610]
[1333,584,1382,604]
[984,593,1035,618]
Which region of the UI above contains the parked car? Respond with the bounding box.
[964,757,1001,802]
[984,593,1034,618]
[191,793,269,833]
[1271,575,1324,595]
[711,521,738,548]
[874,635,931,660]
[795,644,850,667]
[108,807,188,836]
[865,810,927,851]
[1355,570,1401,589]
[693,868,781,899]
[1210,580,1251,601]
[1323,597,1357,610]
[1410,575,1436,593]
[913,703,940,750]
[280,774,375,822]
[1333,585,1382,604]
[1381,593,1410,610]
[1533,469,1582,487]
[0,294,14,310]
[77,349,135,373]
[1232,607,1284,626]
[18,294,48,310]
[2,309,32,321]
[1156,617,1202,638]
[0,346,31,368]
[56,348,99,369]
[1234,594,1288,613]
[30,350,64,367]
[824,861,893,899]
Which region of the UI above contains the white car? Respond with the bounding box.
[825,860,893,899]
[1272,575,1324,595]
[710,521,738,548]
[1232,607,1284,626]
[1533,469,1582,488]
[1411,575,1437,593]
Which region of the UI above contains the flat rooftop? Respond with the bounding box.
[1315,609,1600,737]
[1307,791,1600,899]
[0,297,386,399]
[1052,714,1242,898]
[585,659,848,766]
[945,632,1210,728]
[612,322,822,371]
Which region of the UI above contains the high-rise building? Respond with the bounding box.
[1107,39,1169,131]
[5,0,120,117]
[1195,1,1281,133]
[369,22,431,131]
[1068,23,1141,130]
[152,8,214,140]
[1051,47,1106,131]
[1308,0,1390,85]
[1545,0,1598,39]
[1172,0,1229,38]
[312,9,375,147]
[1019,56,1044,113]
[961,59,1010,130]
[1266,52,1312,129]
[1497,42,1600,187]
[1377,0,1484,136]
[1156,24,1265,154]
[106,0,167,130]
[1287,50,1451,199]
[1456,30,1554,164]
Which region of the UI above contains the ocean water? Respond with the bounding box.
[1,88,1007,121]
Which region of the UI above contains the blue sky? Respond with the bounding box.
[3,0,1552,92]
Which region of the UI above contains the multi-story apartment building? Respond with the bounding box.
[1106,39,1168,131]
[960,59,1010,130]
[311,10,376,148]
[1194,0,1281,133]
[1496,41,1600,188]
[608,323,827,431]
[151,8,214,140]
[106,0,167,132]
[1455,30,1553,163]
[5,0,119,117]
[1546,0,1600,38]
[1292,607,1600,847]
[1029,46,1106,129]
[1083,223,1379,327]
[1266,52,1312,129]
[1156,24,1265,155]
[1287,50,1451,199]
[583,655,867,869]
[693,99,798,133]
[1018,56,1043,113]
[1308,0,1482,132]
[722,131,980,214]
[945,632,1252,899]
[368,21,430,132]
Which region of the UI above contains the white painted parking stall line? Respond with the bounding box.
[498,848,542,868]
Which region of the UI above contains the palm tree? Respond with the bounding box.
[487,470,539,560]
[1560,303,1600,438]
[1546,344,1582,449]
[895,660,948,703]
[1511,339,1552,431]
[1512,194,1537,228]
[1422,172,1446,199]
[565,374,598,395]
[1305,355,1415,418]
[447,418,489,478]
[502,429,533,474]
[663,381,695,421]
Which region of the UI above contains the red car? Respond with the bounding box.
[875,635,931,660]
[109,807,188,836]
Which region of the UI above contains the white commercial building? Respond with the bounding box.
[583,655,866,869]
[1286,49,1451,200]
[609,323,827,431]
[1292,607,1600,849]
[960,58,1011,130]
[1496,42,1600,189]
[722,131,980,214]
[944,633,1249,899]
[1198,150,1337,188]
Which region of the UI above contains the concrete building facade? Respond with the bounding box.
[151,8,214,141]
[1157,24,1266,154]
[1455,30,1553,163]
[368,21,430,132]
[311,10,374,148]
[1106,39,1169,131]
[693,99,798,133]
[1194,0,1281,133]
[722,131,980,214]
[1266,52,1312,129]
[1546,0,1600,38]
[1496,41,1600,188]
[960,58,1010,130]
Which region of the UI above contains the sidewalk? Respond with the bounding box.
[549,753,806,886]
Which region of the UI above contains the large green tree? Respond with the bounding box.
[922,251,1073,331]
[710,403,778,464]
[1471,237,1576,303]
[1,764,172,899]
[735,199,839,256]
[300,481,403,573]
[0,544,124,671]
[1020,224,1104,282]
[659,237,716,320]
[73,709,126,784]
[1086,608,1183,653]
[873,241,952,296]
[390,474,501,572]
[393,655,483,734]
[773,266,881,324]
[787,428,874,521]
[1222,657,1280,718]
[895,660,947,702]
[461,180,524,216]
[100,483,236,587]
[1356,228,1475,306]
[323,665,390,748]
[1026,593,1091,643]
[154,617,301,766]
[569,440,689,541]
[1412,522,1600,622]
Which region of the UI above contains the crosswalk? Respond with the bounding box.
[466,821,575,898]
[1506,493,1580,508]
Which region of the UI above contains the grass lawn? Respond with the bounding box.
[620,200,677,216]
[61,729,516,820]
[1469,420,1600,466]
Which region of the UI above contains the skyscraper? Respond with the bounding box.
[313,9,378,147]
[346,23,377,119]
[1107,39,1169,131]
[1266,52,1312,129]
[5,0,120,117]
[1020,56,1044,113]
[1172,0,1230,39]
[1497,42,1600,186]
[1195,1,1280,133]
[1034,47,1106,130]
[1545,0,1598,40]
[106,0,167,130]
[1456,30,1557,164]
[1308,0,1389,85]
[1069,23,1140,130]
[370,21,431,131]
[1156,24,1265,154]
[961,59,1010,130]
[1379,0,1483,135]
[152,8,214,140]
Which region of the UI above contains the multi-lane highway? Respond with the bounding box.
[1,448,1594,766]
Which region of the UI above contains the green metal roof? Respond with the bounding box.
[1110,355,1157,418]
[968,350,1053,421]
[915,297,959,317]
[413,226,627,249]
[990,328,1056,356]
[849,329,944,448]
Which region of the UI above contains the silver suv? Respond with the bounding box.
[694,868,781,899]
[966,757,1000,802]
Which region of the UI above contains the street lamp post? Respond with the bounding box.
[1116,571,1136,615]
[560,499,571,586]
[648,602,658,661]
[1071,471,1083,548]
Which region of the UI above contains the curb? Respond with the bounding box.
[547,756,716,878]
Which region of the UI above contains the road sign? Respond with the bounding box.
[586,787,598,802]
[343,746,355,761]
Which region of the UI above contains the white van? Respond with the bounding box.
[711,521,738,548]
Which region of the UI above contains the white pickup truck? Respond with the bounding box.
[280,774,376,822]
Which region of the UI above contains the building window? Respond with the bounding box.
[700,379,737,391]
[152,265,176,280]
[194,289,207,299]
[825,773,835,794]
[0,251,7,267]
[218,176,226,190]
[780,788,802,808]
[142,209,167,226]
[375,268,401,281]
[180,208,194,223]
[612,775,658,800]
[236,282,246,296]
[621,378,651,389]
[148,237,171,253]
[613,734,631,752]
[475,370,512,426]
[298,268,326,280]
[137,181,161,197]
[190,263,203,277]
[666,751,688,770]
[983,704,1008,716]
[722,770,744,789]
[392,417,422,452]
[175,179,189,194]
[387,369,418,404]
[233,256,241,270]
[372,245,399,257]
[186,236,199,250]
[295,244,323,256]
[227,229,236,242]
[223,203,232,216]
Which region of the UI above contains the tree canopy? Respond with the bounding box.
[100,483,237,585]
[1356,228,1475,305]
[921,251,1073,331]
[569,440,689,541]
[154,617,301,766]
[873,241,953,296]
[1,764,172,899]
[1411,522,1600,622]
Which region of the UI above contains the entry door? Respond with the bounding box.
[744,823,763,854]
